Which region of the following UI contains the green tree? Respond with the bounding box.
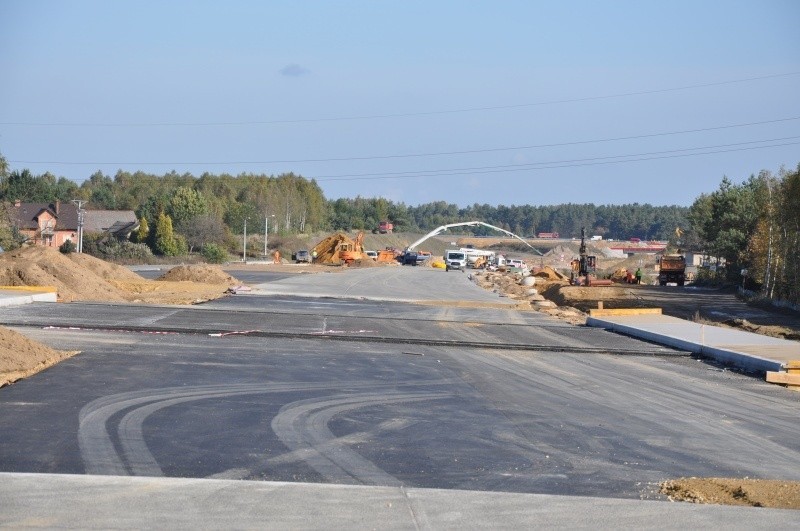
[168,186,209,227]
[177,214,226,253]
[151,212,180,256]
[133,216,149,244]
[0,153,9,180]
[201,243,228,264]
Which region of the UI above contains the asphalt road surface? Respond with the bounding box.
[1,267,799,502]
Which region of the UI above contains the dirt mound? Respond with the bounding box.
[0,246,130,303]
[0,326,79,387]
[157,265,240,285]
[347,258,385,268]
[0,246,237,305]
[533,266,568,281]
[661,478,800,509]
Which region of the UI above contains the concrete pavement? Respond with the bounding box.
[247,266,517,304]
[2,473,798,529]
[587,311,799,374]
[0,287,57,306]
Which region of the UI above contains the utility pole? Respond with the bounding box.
[264,214,275,257]
[243,218,247,263]
[71,200,87,253]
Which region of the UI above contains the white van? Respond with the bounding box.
[444,250,467,271]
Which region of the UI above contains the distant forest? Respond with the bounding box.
[1,157,798,304]
[0,165,688,241]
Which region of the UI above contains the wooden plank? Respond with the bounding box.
[588,308,662,317]
[766,372,800,385]
[786,360,800,374]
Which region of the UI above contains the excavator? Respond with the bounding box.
[311,231,366,265]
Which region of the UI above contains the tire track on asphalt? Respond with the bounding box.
[79,380,451,477]
[271,392,450,486]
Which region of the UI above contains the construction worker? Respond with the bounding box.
[311,250,317,263]
[635,268,643,284]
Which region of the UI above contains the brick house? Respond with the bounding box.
[11,200,79,248]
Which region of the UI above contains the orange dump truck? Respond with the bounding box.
[658,254,686,286]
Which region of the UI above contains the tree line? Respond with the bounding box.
[1,156,797,304]
[685,165,800,304]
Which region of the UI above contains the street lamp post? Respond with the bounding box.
[243,218,248,263]
[264,214,275,257]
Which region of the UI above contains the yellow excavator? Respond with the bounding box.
[311,231,366,265]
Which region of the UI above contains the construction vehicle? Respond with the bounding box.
[401,251,419,265]
[472,256,489,269]
[373,221,393,234]
[376,248,400,262]
[311,231,365,265]
[462,248,495,267]
[339,231,366,264]
[570,227,597,284]
[658,254,686,286]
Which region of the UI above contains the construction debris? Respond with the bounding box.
[766,361,800,392]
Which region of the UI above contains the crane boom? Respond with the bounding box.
[405,221,543,255]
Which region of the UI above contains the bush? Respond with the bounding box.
[84,237,153,262]
[201,243,228,264]
[59,240,77,254]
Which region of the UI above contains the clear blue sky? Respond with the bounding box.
[1,0,798,207]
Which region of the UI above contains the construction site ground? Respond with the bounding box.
[0,245,800,508]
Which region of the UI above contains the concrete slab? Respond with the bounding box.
[1,473,798,529]
[587,313,800,374]
[0,287,57,306]
[248,266,516,305]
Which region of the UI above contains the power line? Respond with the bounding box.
[311,136,800,180]
[10,116,800,166]
[313,140,800,182]
[2,72,798,127]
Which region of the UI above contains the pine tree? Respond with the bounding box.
[134,216,149,244]
[152,212,179,256]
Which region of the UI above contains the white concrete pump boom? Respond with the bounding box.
[405,221,543,255]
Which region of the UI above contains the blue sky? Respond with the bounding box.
[1,0,799,207]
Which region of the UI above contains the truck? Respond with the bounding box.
[375,221,393,234]
[658,254,686,286]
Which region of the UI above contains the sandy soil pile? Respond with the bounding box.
[533,266,568,281]
[347,258,383,268]
[661,478,800,509]
[0,246,133,303]
[0,246,238,305]
[0,326,79,387]
[156,264,240,284]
